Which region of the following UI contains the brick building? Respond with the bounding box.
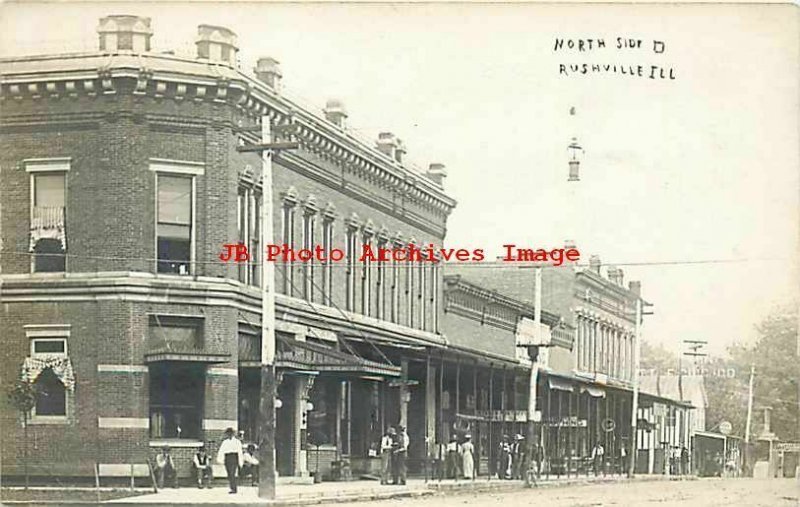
[445,255,693,477]
[0,15,459,481]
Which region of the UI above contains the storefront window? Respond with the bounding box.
[307,379,338,447]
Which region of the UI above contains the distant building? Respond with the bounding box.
[446,254,693,476]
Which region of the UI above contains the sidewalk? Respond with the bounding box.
[2,474,696,506]
[103,474,692,505]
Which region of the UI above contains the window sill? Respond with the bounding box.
[149,439,204,448]
[29,415,69,425]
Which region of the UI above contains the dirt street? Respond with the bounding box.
[347,478,799,507]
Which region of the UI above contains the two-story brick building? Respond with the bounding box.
[0,15,459,482]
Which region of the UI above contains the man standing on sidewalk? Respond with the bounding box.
[591,440,605,477]
[217,427,244,494]
[380,427,396,485]
[394,425,409,485]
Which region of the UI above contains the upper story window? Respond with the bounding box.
[22,325,74,423]
[237,187,262,286]
[26,159,70,273]
[151,159,204,276]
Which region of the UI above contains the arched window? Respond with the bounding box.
[34,367,67,416]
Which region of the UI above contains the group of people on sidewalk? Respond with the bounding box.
[152,427,260,494]
[497,434,536,480]
[379,425,410,485]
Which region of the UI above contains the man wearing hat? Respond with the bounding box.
[216,427,244,494]
[192,444,213,489]
[512,434,526,480]
[393,425,409,485]
[154,445,177,489]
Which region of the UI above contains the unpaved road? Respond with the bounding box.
[348,478,799,507]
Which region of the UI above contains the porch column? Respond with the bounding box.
[426,355,436,458]
[400,359,410,428]
[296,374,316,477]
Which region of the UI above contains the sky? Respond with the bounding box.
[1,1,797,356]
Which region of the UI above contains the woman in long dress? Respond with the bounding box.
[461,434,475,479]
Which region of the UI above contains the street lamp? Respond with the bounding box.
[567,137,583,182]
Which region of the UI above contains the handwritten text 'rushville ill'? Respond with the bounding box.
[219,243,581,267]
[554,36,676,80]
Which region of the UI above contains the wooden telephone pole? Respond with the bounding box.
[237,117,298,499]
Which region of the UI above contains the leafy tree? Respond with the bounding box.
[727,303,799,441]
[639,339,679,374]
[7,378,37,489]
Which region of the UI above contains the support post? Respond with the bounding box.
[627,298,642,478]
[257,117,278,499]
[525,266,542,487]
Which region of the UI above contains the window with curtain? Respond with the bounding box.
[157,174,192,275]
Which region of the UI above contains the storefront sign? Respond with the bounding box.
[776,442,800,452]
[544,416,587,428]
[516,318,552,346]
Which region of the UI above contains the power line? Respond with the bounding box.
[1,249,790,269]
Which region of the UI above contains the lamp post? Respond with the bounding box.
[567,138,584,182]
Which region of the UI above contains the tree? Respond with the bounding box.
[7,378,37,489]
[726,303,799,441]
[640,339,679,374]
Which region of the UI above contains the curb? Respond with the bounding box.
[0,475,700,506]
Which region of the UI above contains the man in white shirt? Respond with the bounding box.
[380,427,396,485]
[155,445,177,489]
[591,441,605,477]
[216,427,244,494]
[393,425,409,485]
[241,444,260,486]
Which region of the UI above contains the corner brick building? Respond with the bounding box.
[0,15,693,484]
[0,15,464,481]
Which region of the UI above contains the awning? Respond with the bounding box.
[268,338,401,378]
[144,351,230,364]
[581,385,607,398]
[548,377,575,392]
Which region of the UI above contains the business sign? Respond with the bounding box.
[776,442,800,452]
[516,318,552,347]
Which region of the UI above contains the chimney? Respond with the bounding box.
[97,15,153,52]
[589,254,601,274]
[608,266,624,286]
[395,139,407,164]
[196,24,238,66]
[255,57,282,90]
[376,132,398,160]
[628,281,641,297]
[426,163,447,187]
[323,99,347,128]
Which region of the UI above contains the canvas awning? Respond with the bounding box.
[581,385,607,398]
[144,351,230,364]
[242,338,401,378]
[548,377,575,392]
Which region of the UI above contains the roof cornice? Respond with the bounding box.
[0,51,457,214]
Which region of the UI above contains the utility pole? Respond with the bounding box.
[745,365,755,444]
[744,364,755,476]
[627,298,643,478]
[237,116,298,500]
[525,266,544,487]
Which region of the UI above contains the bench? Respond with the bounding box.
[95,463,155,490]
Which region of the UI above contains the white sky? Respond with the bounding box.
[1,2,798,356]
